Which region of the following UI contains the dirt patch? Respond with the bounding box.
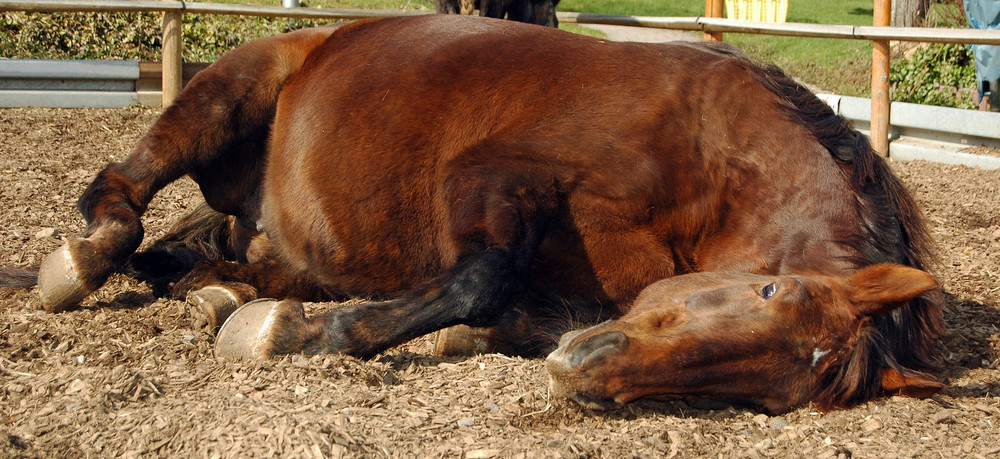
[1,107,999,457]
[961,145,1000,159]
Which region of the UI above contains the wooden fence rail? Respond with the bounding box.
[4,0,1000,154]
[558,13,1000,45]
[5,1,1000,44]
[0,0,430,19]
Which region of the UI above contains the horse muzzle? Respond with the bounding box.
[545,327,629,410]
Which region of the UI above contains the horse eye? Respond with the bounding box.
[761,283,777,299]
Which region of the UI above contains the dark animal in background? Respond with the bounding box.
[434,0,560,27]
[32,15,942,413]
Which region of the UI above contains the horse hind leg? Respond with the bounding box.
[123,202,258,331]
[186,283,259,331]
[217,146,559,360]
[172,256,340,333]
[122,199,335,330]
[37,27,339,313]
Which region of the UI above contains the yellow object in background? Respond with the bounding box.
[725,0,788,23]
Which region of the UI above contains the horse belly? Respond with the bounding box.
[261,160,446,296]
[260,94,448,296]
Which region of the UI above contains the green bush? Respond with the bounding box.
[2,12,162,60]
[181,15,327,61]
[1,12,331,61]
[889,43,978,109]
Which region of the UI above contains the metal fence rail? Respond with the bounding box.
[0,59,208,107]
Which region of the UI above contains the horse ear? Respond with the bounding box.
[847,264,938,317]
[880,368,944,398]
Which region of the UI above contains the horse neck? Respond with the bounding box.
[686,127,864,278]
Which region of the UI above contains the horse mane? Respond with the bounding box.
[698,42,943,407]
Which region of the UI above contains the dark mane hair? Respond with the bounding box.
[700,42,943,407]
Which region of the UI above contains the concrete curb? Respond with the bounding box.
[891,137,1000,169]
[818,94,1000,170]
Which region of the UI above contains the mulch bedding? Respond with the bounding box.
[0,107,998,458]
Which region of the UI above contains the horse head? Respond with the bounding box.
[546,264,942,413]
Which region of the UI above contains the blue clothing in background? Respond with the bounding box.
[965,0,1000,103]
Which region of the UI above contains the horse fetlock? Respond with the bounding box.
[38,238,116,313]
[215,298,314,360]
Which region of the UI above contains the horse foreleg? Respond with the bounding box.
[217,249,525,359]
[36,26,340,313]
[218,149,559,360]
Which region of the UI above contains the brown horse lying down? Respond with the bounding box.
[35,15,943,413]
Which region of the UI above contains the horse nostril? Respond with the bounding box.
[566,331,628,368]
[556,328,587,349]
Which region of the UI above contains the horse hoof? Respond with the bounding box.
[434,325,493,356]
[215,298,306,360]
[37,242,91,313]
[186,286,244,331]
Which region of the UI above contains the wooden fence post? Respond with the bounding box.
[871,0,892,157]
[705,0,724,41]
[162,11,183,107]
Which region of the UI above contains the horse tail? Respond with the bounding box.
[129,202,265,296]
[0,266,38,290]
